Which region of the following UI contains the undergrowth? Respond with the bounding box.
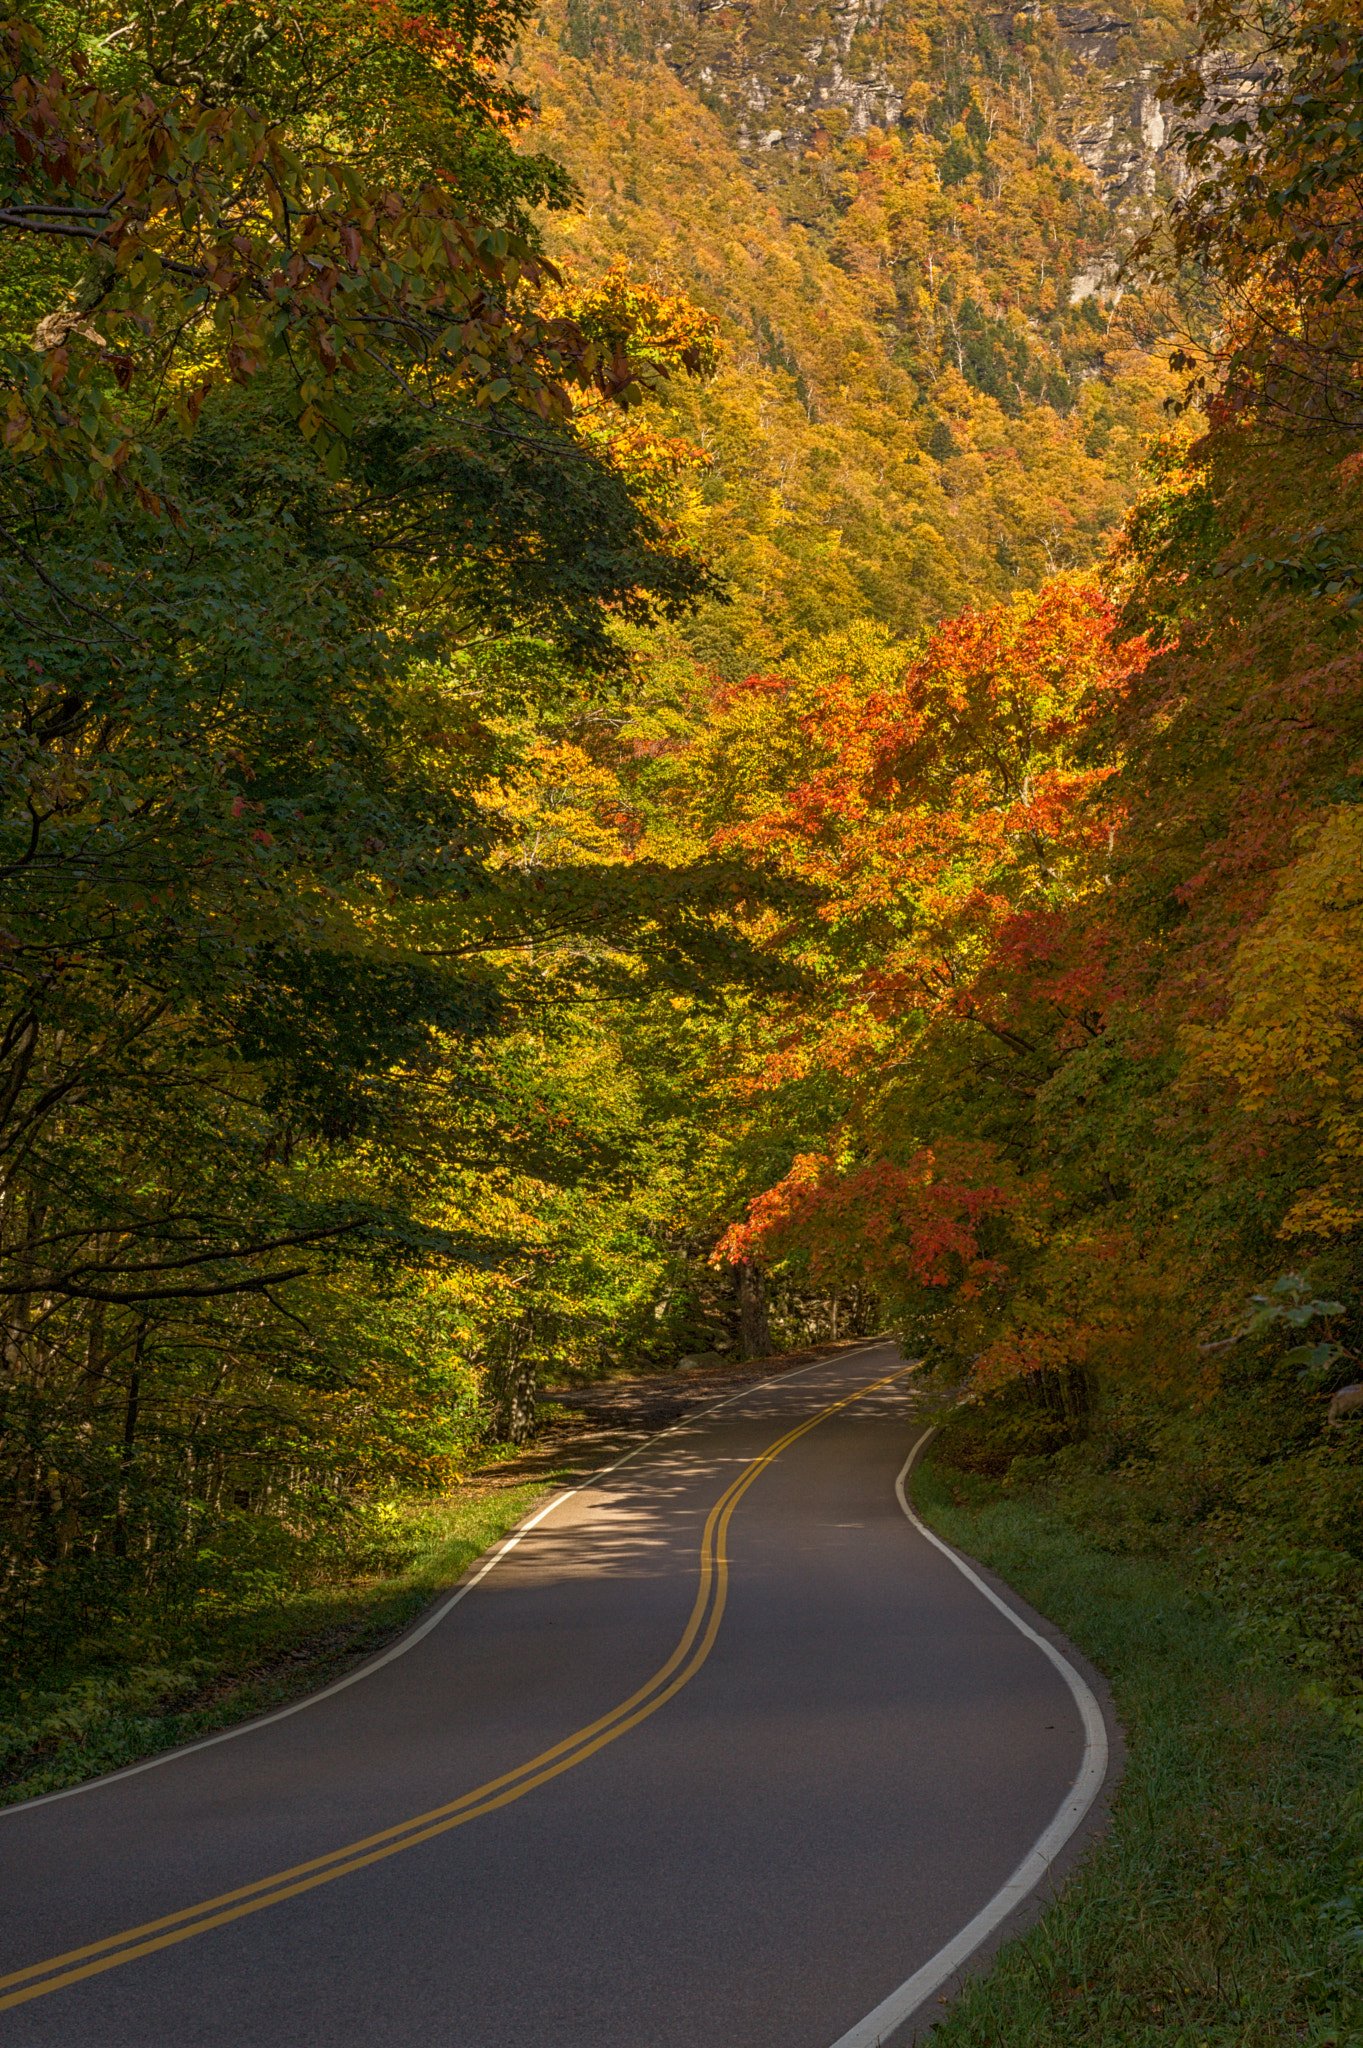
[0,1480,562,1808]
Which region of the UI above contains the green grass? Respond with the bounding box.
[0,1481,562,1809]
[913,1450,1363,2046]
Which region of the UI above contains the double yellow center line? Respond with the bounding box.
[0,1364,910,2013]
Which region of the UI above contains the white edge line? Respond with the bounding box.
[826,1425,1110,2048]
[4,1341,895,1817]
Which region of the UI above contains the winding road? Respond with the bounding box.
[0,1343,1111,2047]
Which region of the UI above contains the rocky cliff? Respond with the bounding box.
[633,0,1254,283]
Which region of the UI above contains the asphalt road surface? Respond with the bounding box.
[0,1343,1103,2047]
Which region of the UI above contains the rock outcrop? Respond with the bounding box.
[651,0,1262,216]
[654,0,905,151]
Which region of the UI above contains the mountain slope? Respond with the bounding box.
[511,0,1191,668]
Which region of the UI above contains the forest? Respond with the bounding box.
[3,0,1363,2013]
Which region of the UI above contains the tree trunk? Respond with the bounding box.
[502,1352,537,1445]
[737,1262,771,1361]
[491,1317,538,1444]
[113,1358,140,1560]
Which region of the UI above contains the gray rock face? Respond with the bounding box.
[1329,1382,1363,1425]
[1061,45,1267,219]
[655,0,1266,256]
[659,0,903,151]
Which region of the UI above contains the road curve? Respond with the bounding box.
[0,1344,1105,2047]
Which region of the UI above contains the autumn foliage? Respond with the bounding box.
[8,0,1363,1713]
[705,432,1363,1405]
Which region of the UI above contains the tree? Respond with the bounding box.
[664,582,1145,1372]
[0,2,782,1637]
[1148,0,1363,440]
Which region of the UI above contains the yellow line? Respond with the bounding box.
[0,1461,747,1995]
[0,1365,910,2014]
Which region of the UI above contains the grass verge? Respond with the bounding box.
[912,1448,1363,2046]
[0,1478,566,1810]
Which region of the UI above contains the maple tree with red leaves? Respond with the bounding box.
[695,578,1144,1377]
[696,405,1363,1414]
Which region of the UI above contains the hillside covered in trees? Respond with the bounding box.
[519,0,1189,663]
[4,0,1363,1868]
